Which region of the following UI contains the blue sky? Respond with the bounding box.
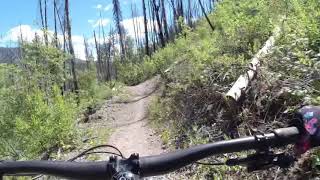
[0,0,139,35]
[0,0,145,58]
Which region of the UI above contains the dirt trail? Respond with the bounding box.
[87,76,164,158]
[57,76,182,179]
[106,76,164,157]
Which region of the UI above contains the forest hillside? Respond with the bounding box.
[0,0,320,179]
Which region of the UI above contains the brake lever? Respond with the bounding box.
[225,151,296,172]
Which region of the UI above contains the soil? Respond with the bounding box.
[57,76,181,179]
[74,76,164,158]
[105,76,164,157]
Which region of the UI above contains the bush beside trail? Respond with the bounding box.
[0,43,120,160]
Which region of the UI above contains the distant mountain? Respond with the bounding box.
[0,47,22,64]
[0,47,87,70]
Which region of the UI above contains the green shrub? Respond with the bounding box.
[0,83,77,159]
[0,43,78,160]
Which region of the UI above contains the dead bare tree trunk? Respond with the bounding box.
[160,0,169,42]
[177,0,184,19]
[113,0,126,62]
[106,28,113,80]
[65,0,80,104]
[53,0,59,48]
[198,0,215,32]
[39,0,45,30]
[142,0,150,56]
[39,0,48,45]
[83,36,90,69]
[94,30,102,80]
[149,0,157,52]
[110,31,117,79]
[187,0,193,27]
[169,0,179,34]
[131,4,139,50]
[102,26,110,81]
[44,0,48,40]
[152,0,165,48]
[134,5,142,52]
[54,0,67,51]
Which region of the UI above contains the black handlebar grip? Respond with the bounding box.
[0,161,113,180]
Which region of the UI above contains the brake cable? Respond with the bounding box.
[68,144,124,161]
[196,161,225,165]
[31,144,125,180]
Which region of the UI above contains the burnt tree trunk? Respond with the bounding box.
[142,0,150,56]
[152,0,165,48]
[94,31,102,80]
[65,0,80,104]
[83,36,90,69]
[53,0,59,48]
[160,0,169,41]
[113,0,126,62]
[198,0,215,31]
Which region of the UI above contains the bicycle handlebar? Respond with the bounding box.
[139,127,300,177]
[0,161,113,180]
[0,127,301,180]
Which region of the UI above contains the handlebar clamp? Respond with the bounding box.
[110,154,140,180]
[254,133,269,152]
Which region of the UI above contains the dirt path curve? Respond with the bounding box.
[105,76,164,157]
[61,76,181,179]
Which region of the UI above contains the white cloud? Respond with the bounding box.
[0,25,43,44]
[121,16,157,39]
[91,18,111,28]
[95,4,103,9]
[0,25,93,60]
[71,35,86,60]
[123,0,130,5]
[104,4,113,11]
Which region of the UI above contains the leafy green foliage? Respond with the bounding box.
[78,62,123,111]
[117,0,282,86]
[0,43,117,160]
[0,44,77,159]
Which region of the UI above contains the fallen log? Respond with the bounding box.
[226,26,282,102]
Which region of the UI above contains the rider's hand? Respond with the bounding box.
[294,106,320,154]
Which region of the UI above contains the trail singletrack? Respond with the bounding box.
[57,76,183,179]
[106,76,164,157]
[87,76,164,158]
